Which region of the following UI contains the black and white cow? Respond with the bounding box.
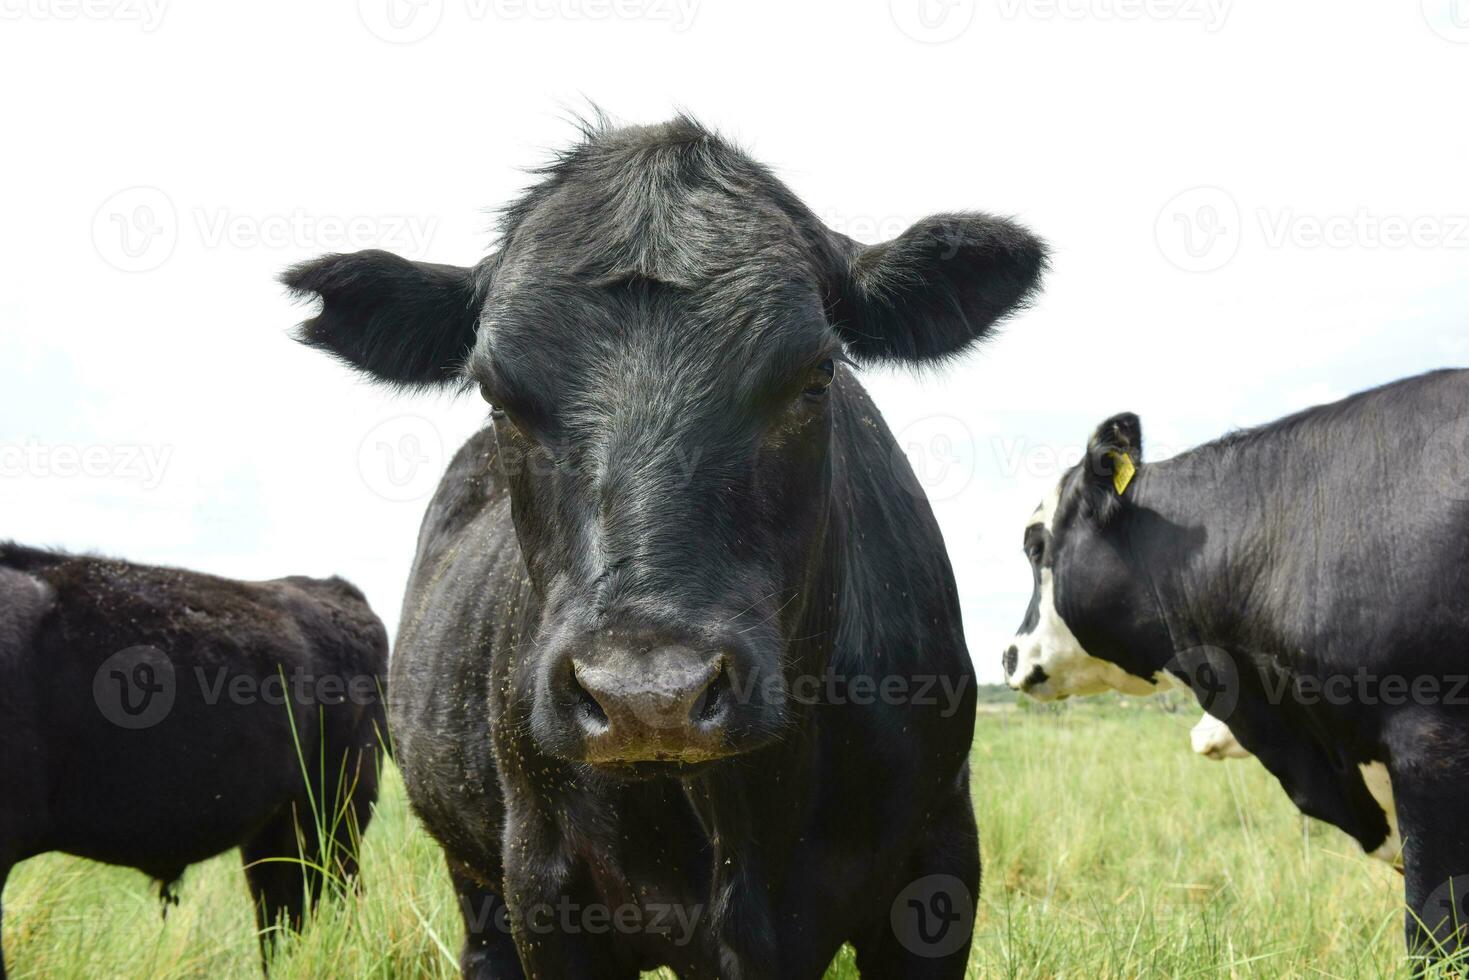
[0,543,389,976]
[1002,368,1469,958]
[286,116,1048,978]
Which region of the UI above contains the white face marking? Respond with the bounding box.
[1006,480,1174,700]
[1358,761,1402,867]
[1190,714,1251,760]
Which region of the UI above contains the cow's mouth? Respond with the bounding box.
[579,737,737,770]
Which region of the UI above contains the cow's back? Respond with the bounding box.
[1,546,387,874]
[1202,369,1469,678]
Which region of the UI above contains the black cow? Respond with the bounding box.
[0,543,389,976]
[286,116,1047,978]
[1002,368,1469,960]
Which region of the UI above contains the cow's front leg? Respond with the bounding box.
[448,859,524,980]
[1395,763,1469,972]
[854,782,979,979]
[500,798,633,980]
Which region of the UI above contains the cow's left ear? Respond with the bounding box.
[1083,412,1143,524]
[282,249,486,390]
[828,213,1048,363]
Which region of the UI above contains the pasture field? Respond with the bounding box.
[2,697,1435,978]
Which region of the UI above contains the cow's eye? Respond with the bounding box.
[478,382,507,419]
[803,359,835,399]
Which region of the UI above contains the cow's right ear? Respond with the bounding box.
[824,213,1048,364]
[282,250,484,389]
[1082,412,1143,525]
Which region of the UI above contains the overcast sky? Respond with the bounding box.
[3,1,1466,683]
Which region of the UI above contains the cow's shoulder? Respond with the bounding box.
[413,424,506,566]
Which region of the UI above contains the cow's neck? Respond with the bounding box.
[1127,449,1291,657]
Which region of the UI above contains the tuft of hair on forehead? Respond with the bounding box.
[492,113,843,296]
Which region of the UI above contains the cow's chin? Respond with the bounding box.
[582,757,732,782]
[1016,652,1170,702]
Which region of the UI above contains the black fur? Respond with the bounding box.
[1009,369,1469,965]
[283,250,484,389]
[833,213,1049,363]
[0,543,389,977]
[289,116,1037,978]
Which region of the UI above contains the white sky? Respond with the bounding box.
[3,1,1466,683]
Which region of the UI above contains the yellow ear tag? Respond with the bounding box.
[1108,451,1136,496]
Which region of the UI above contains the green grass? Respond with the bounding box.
[1,701,1442,977]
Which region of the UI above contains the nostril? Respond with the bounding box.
[1003,645,1018,678]
[690,663,729,727]
[568,666,609,730]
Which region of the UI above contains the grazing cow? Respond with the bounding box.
[0,544,389,977]
[286,116,1047,978]
[1000,368,1469,957]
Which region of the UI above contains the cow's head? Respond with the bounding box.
[1002,412,1177,700]
[286,117,1046,769]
